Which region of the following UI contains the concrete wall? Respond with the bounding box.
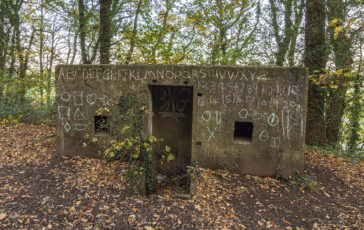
[55,64,308,177]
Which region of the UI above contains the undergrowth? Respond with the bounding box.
[0,99,54,124]
[306,145,364,161]
[289,170,319,194]
[103,93,174,194]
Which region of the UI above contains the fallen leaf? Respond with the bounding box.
[0,213,7,220]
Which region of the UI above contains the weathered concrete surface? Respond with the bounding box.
[55,64,308,177]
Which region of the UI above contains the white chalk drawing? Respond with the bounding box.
[100,95,112,106]
[64,122,71,133]
[209,96,219,105]
[282,109,288,138]
[58,68,270,82]
[271,136,281,148]
[282,108,304,140]
[60,92,71,102]
[252,112,261,121]
[60,118,68,126]
[75,124,88,131]
[207,127,216,142]
[258,130,269,142]
[249,96,256,106]
[58,106,70,120]
[271,98,279,110]
[261,99,267,108]
[201,111,222,125]
[290,101,297,108]
[197,81,208,90]
[268,113,279,127]
[73,108,86,121]
[233,94,243,104]
[216,111,222,125]
[258,130,281,148]
[159,112,184,123]
[73,91,83,106]
[288,85,299,96]
[197,97,205,107]
[238,108,248,119]
[87,94,97,105]
[261,85,273,97]
[201,111,212,122]
[262,112,268,121]
[300,110,304,136]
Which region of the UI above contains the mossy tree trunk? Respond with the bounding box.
[326,0,353,146]
[304,0,328,146]
[99,0,112,64]
[347,40,362,152]
[78,0,98,64]
[269,0,304,66]
[125,0,143,64]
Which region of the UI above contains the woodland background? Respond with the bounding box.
[0,0,363,157]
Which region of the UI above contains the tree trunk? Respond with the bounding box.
[39,5,44,105]
[151,0,175,64]
[71,31,78,64]
[304,0,328,146]
[125,0,143,64]
[269,0,292,66]
[269,0,303,66]
[18,27,35,104]
[99,0,112,64]
[326,0,352,146]
[47,25,56,105]
[347,44,362,152]
[0,3,5,99]
[288,0,304,66]
[78,0,90,64]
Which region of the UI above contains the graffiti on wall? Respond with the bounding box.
[57,91,111,133]
[151,86,192,123]
[197,78,305,147]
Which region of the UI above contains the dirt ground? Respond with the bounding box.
[0,123,363,229]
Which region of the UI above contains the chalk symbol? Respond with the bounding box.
[268,113,279,127]
[100,95,112,106]
[64,122,71,133]
[201,111,211,122]
[259,130,269,142]
[58,106,70,120]
[60,92,70,102]
[73,91,83,106]
[271,136,281,148]
[238,108,248,119]
[216,111,222,125]
[75,124,87,131]
[252,112,261,121]
[207,127,216,142]
[87,94,97,105]
[74,108,86,121]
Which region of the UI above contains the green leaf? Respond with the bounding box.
[148,136,157,143]
[328,18,338,27]
[121,125,131,134]
[167,153,175,161]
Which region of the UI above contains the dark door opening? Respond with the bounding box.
[149,85,193,176]
[234,121,253,144]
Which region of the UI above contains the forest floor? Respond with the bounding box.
[0,123,363,229]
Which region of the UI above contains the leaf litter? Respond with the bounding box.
[0,123,363,229]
